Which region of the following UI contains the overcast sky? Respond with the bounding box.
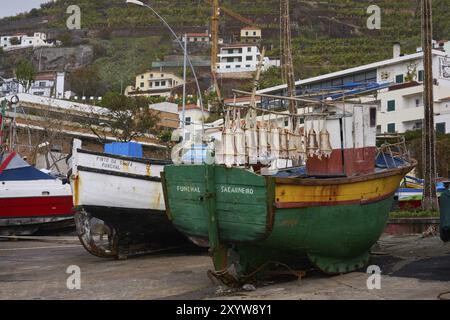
[0,0,50,19]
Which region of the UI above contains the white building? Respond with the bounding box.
[0,77,21,96]
[125,70,184,98]
[217,44,276,74]
[181,32,210,44]
[28,72,65,99]
[0,32,54,51]
[240,26,262,43]
[258,41,450,134]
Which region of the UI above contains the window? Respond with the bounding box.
[376,125,382,135]
[140,82,144,88]
[253,31,257,36]
[387,100,396,112]
[161,74,164,77]
[284,120,289,127]
[236,65,241,68]
[415,99,420,108]
[185,117,192,125]
[246,56,252,61]
[161,81,166,86]
[155,81,160,86]
[245,65,251,68]
[226,66,231,69]
[141,75,144,79]
[150,74,153,78]
[395,74,404,84]
[437,122,446,134]
[245,31,249,36]
[387,123,396,133]
[247,47,251,52]
[39,81,46,87]
[194,38,198,42]
[370,107,377,127]
[418,70,424,82]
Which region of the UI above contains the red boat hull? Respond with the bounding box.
[0,196,73,218]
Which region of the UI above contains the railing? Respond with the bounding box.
[376,134,412,168]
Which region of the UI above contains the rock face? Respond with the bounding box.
[32,45,94,71]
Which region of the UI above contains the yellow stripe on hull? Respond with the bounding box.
[275,173,403,206]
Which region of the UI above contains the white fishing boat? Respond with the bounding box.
[68,139,188,259]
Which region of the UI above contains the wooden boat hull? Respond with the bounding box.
[69,140,189,259]
[0,152,74,235]
[162,163,415,282]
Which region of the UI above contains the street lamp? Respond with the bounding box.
[125,0,205,134]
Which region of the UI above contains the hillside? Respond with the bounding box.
[1,0,449,97]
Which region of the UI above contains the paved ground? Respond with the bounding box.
[0,235,449,300]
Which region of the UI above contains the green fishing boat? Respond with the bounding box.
[162,103,416,286]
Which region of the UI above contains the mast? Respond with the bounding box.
[281,0,297,116]
[421,0,438,211]
[0,99,6,151]
[211,0,222,102]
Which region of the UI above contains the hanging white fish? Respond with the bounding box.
[258,115,269,163]
[269,121,280,161]
[319,118,332,159]
[224,109,235,167]
[287,117,298,164]
[245,110,258,165]
[235,109,246,166]
[280,125,288,159]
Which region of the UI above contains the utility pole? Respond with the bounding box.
[421,0,438,211]
[182,34,188,137]
[211,0,222,102]
[281,0,297,117]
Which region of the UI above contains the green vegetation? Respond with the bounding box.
[90,92,160,142]
[404,130,450,179]
[15,59,36,93]
[2,0,450,93]
[390,211,439,218]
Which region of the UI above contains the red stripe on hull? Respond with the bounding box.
[0,196,73,218]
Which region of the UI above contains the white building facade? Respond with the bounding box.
[258,42,450,134]
[0,32,53,51]
[217,45,275,74]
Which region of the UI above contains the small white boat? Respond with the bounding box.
[0,151,73,236]
[68,139,188,259]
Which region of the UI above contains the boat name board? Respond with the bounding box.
[95,156,134,171]
[220,185,254,195]
[175,185,255,195]
[176,185,201,193]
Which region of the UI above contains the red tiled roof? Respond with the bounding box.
[241,26,261,30]
[186,33,209,37]
[35,72,56,81]
[178,104,203,111]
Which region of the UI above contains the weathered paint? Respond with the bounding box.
[73,175,80,207]
[306,147,377,177]
[162,162,414,280]
[274,172,400,208]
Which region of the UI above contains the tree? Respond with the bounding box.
[9,37,20,45]
[16,60,36,93]
[69,65,105,97]
[90,92,160,142]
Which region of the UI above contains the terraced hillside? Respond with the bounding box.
[0,0,449,94]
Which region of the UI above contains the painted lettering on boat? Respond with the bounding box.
[220,185,254,195]
[95,156,134,171]
[176,185,201,193]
